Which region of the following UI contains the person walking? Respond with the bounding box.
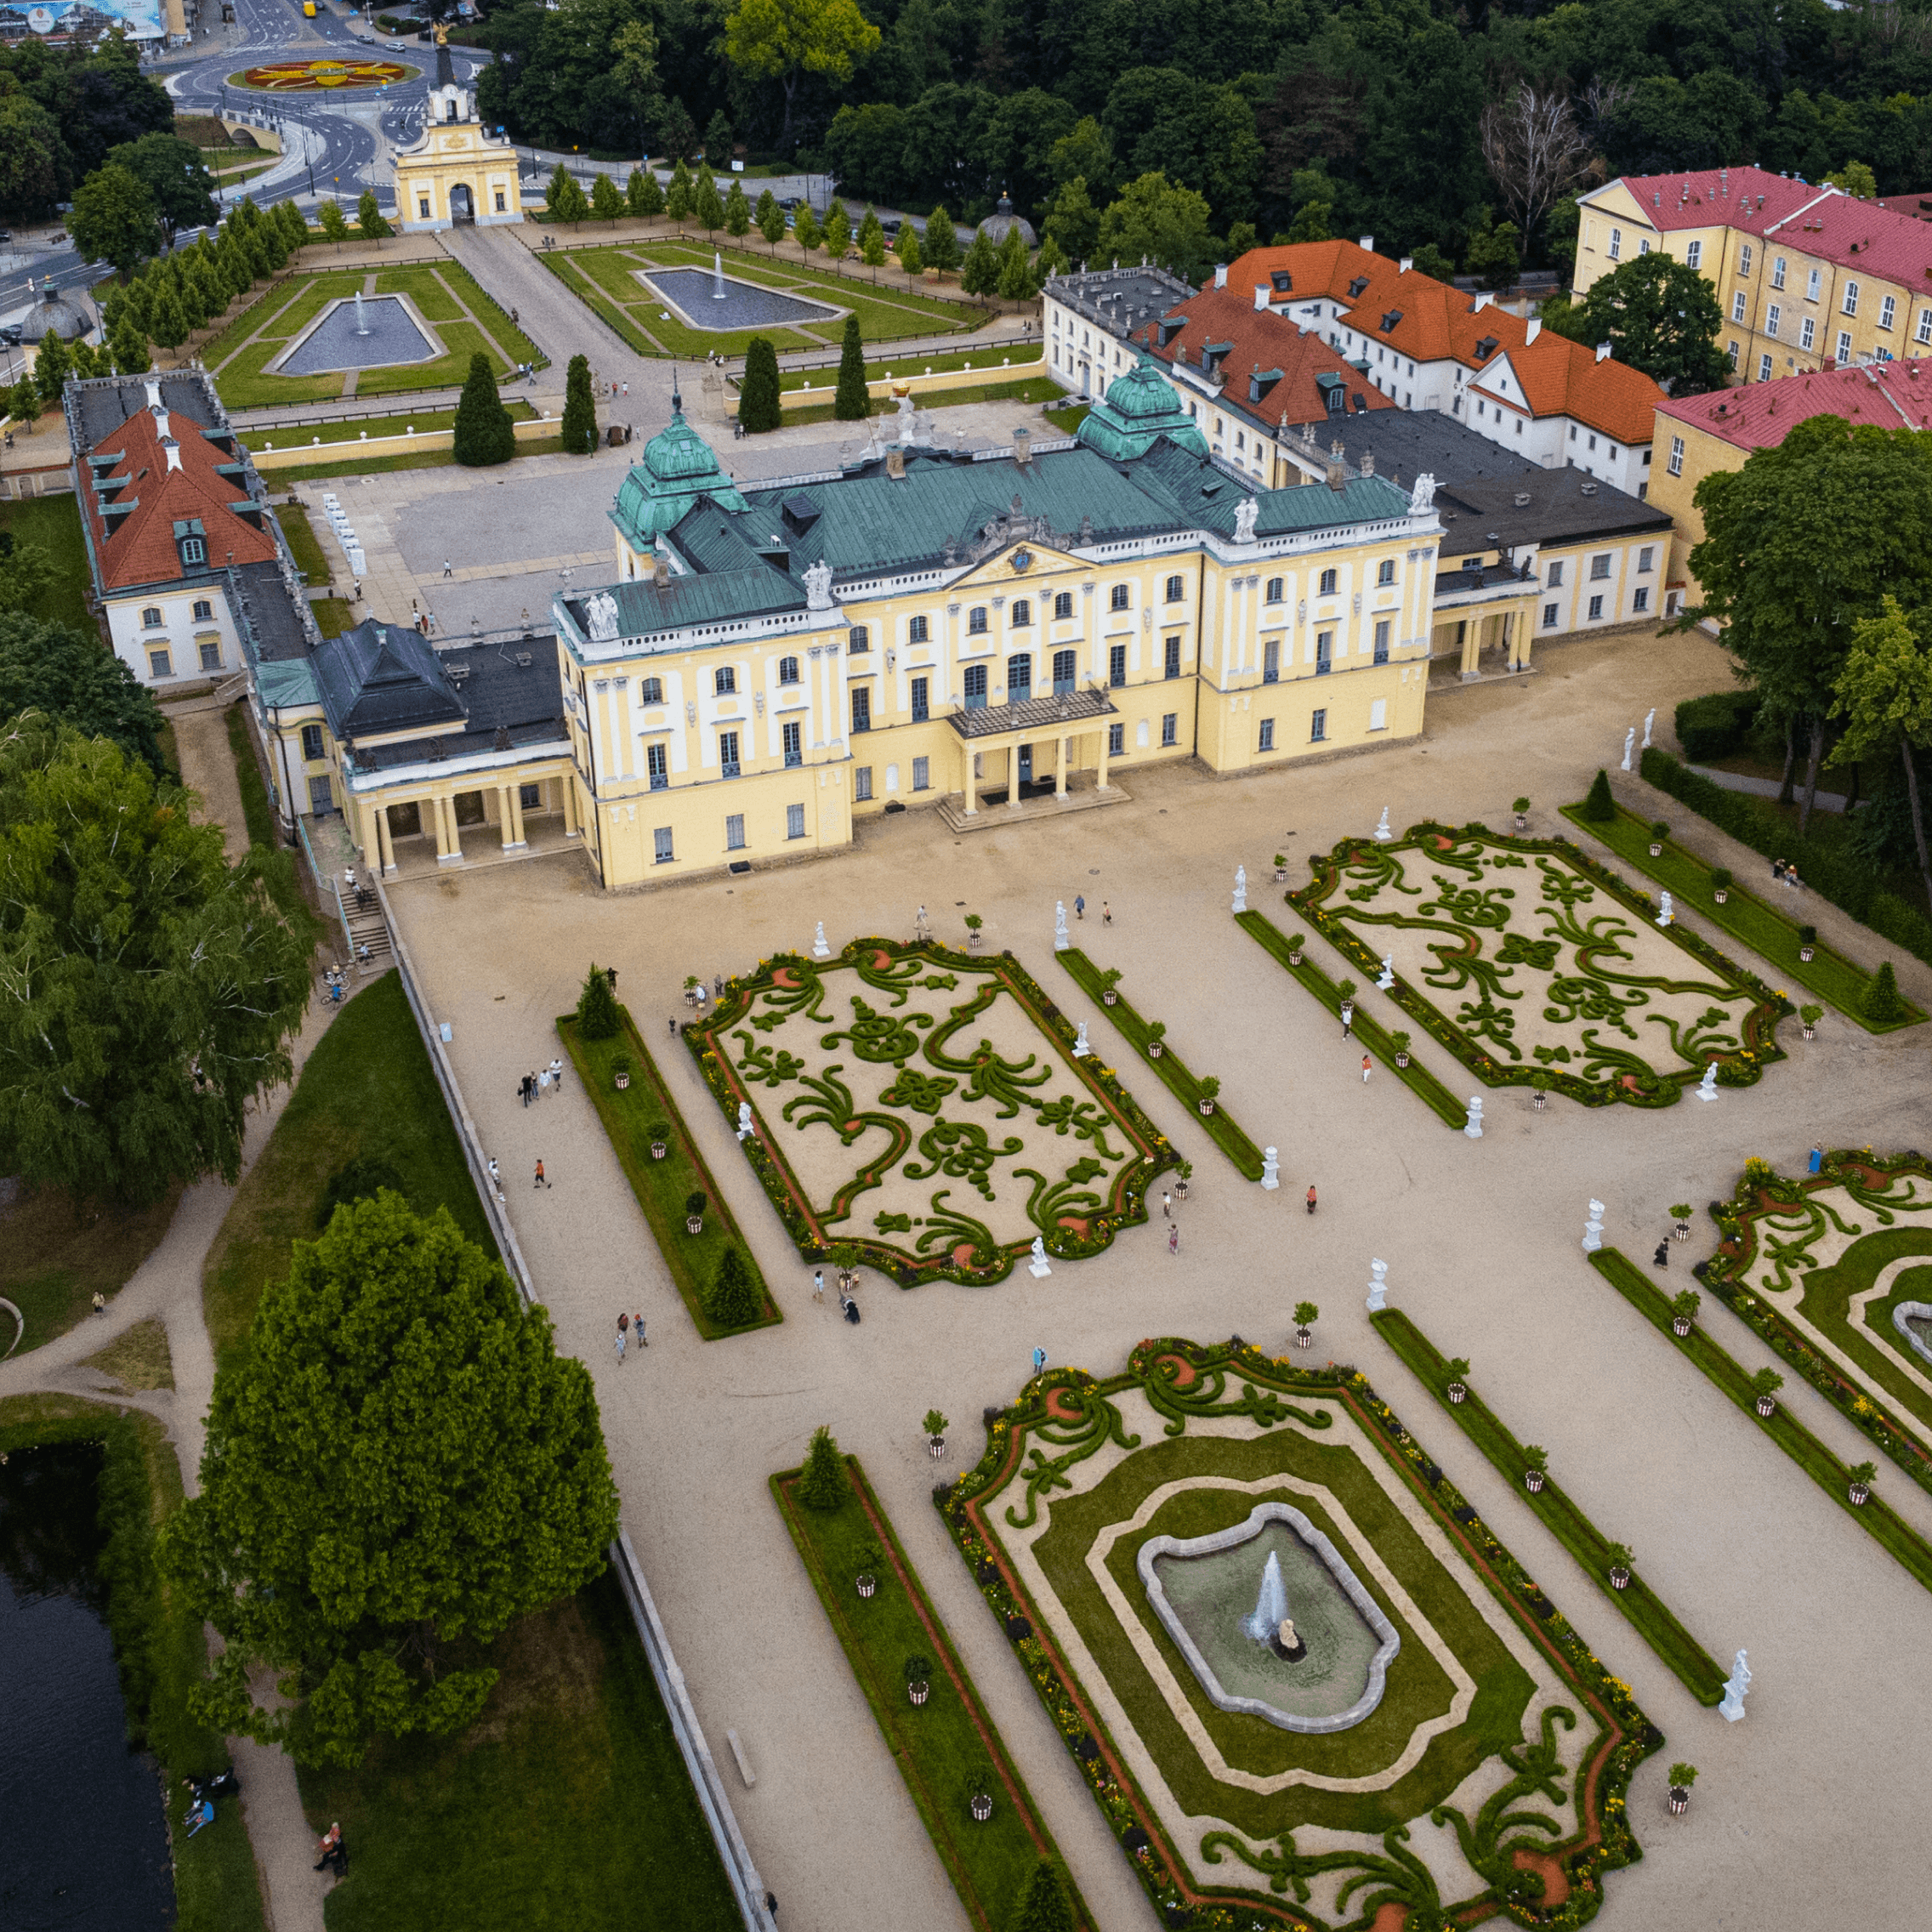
[813,1269,825,1301]
[486,1156,502,1199]
[537,1065,551,1100]
[634,1312,647,1347]
[1339,1000,1354,1039]
[1305,1184,1317,1215]
[91,1291,106,1316]
[548,1056,564,1092]
[615,1324,627,1366]
[1074,893,1085,920]
[1168,1222,1179,1255]
[668,1017,678,1038]
[519,1072,532,1107]
[534,1158,551,1188]
[1652,1241,1670,1269]
[442,558,452,577]
[1161,1189,1171,1219]
[1031,1346,1047,1378]
[1101,901,1112,925]
[1361,1054,1372,1082]
[315,1824,344,1875]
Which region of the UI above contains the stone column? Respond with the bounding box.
[1008,742,1026,810]
[562,774,579,838]
[358,796,382,868]
[498,784,517,852]
[1054,734,1068,797]
[963,744,978,815]
[509,782,527,847]
[430,793,451,860]
[1458,617,1481,681]
[375,798,396,876]
[1096,725,1111,792]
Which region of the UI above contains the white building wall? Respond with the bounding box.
[105,585,244,687]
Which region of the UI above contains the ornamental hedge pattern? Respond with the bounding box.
[934,1338,1661,1931]
[687,938,1174,1286]
[1288,821,1792,1106]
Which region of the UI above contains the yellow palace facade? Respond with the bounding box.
[549,358,1446,889]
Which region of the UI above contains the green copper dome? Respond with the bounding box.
[612,402,748,547]
[1077,350,1210,463]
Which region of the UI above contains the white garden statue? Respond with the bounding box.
[1054,900,1070,952]
[1406,472,1435,514]
[1366,1258,1389,1311]
[1583,1199,1605,1253]
[583,590,622,642]
[1261,1146,1279,1190]
[1233,497,1259,543]
[1377,953,1395,991]
[1072,1020,1091,1058]
[736,1101,753,1141]
[1464,1095,1483,1139]
[1232,865,1247,913]
[812,920,832,957]
[1374,807,1393,844]
[1656,891,1674,928]
[1642,707,1656,748]
[1029,1236,1053,1279]
[1621,727,1635,771]
[804,556,834,610]
[1719,1649,1752,1722]
[1697,1064,1719,1102]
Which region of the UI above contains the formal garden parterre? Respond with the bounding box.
[688,940,1173,1286]
[1286,822,1792,1107]
[936,1338,1661,1930]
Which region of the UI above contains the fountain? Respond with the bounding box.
[713,250,728,299]
[1242,1549,1288,1641]
[353,288,370,336]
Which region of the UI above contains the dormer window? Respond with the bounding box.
[1474,337,1498,361]
[1270,270,1293,293]
[180,536,205,565]
[1379,310,1402,332]
[1348,276,1371,298]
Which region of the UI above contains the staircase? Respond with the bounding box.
[344,891,395,974]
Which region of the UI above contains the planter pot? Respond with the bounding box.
[928,1435,946,1458]
[614,1071,631,1089]
[1799,945,1815,962]
[1850,1482,1871,1506]
[1102,990,1118,1006]
[650,1141,668,1159]
[1671,1315,1691,1336]
[1609,1565,1630,1591]
[1525,1470,1545,1492]
[1197,1099,1214,1116]
[907,1681,930,1706]
[856,1574,877,1599]
[1532,1092,1546,1110]
[1395,1052,1410,1069]
[1288,951,1303,966]
[1174,1180,1188,1202]
[1668,1787,1690,1816]
[1514,814,1528,832]
[1447,1383,1467,1405]
[1713,889,1729,903]
[1293,1326,1312,1349]
[969,1793,993,1823]
[967,932,982,950]
[1649,842,1663,857]
[1147,1042,1164,1059]
[1274,867,1287,884]
[1674,1219,1690,1240]
[1802,1026,1816,1040]
[1755,1395,1776,1418]
[685,1215,703,1235]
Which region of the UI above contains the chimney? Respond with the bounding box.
[1359,235,1374,253]
[160,436,182,473]
[1399,257,1412,274]
[885,446,906,480]
[1526,318,1542,344]
[1213,263,1228,289]
[1473,291,1493,313]
[144,378,163,411]
[1013,428,1031,467]
[1595,341,1612,362]
[1253,283,1270,311]
[1325,462,1347,492]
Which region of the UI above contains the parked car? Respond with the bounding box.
[0,324,22,347]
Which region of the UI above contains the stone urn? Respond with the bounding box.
[1668,1786,1690,1816]
[686,1213,703,1235]
[1849,1480,1872,1507]
[1755,1394,1777,1418]
[1148,1041,1163,1060]
[614,1070,631,1090]
[1174,1179,1189,1202]
[856,1573,878,1599]
[1798,945,1816,962]
[1447,1381,1467,1406]
[969,1792,993,1823]
[1395,1051,1410,1069]
[1525,1469,1545,1493]
[1671,1314,1692,1337]
[907,1680,930,1706]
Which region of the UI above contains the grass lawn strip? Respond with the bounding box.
[559,1004,776,1337]
[772,1455,1094,1932]
[1291,819,1791,1108]
[242,400,535,452]
[0,494,97,632]
[772,376,1059,428]
[0,1394,268,1932]
[941,1341,1658,1929]
[1588,1247,1932,1591]
[687,938,1173,1286]
[0,1184,181,1355]
[779,344,1043,392]
[202,970,495,1369]
[259,440,567,482]
[1058,946,1264,1178]
[1562,799,1921,1029]
[1370,1308,1726,1704]
[273,502,329,582]
[1236,907,1467,1128]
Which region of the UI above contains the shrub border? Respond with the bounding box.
[1587,1247,1932,1592]
[1288,819,1792,1107]
[771,1454,1094,1932]
[685,937,1174,1287]
[935,1337,1660,1930]
[1369,1308,1726,1704]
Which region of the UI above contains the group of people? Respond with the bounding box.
[1771,857,1804,891]
[182,1766,241,1839]
[519,1060,565,1105]
[614,1310,648,1361]
[810,1269,861,1321]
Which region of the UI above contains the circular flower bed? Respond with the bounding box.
[232,58,418,90]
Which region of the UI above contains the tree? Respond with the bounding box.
[0,617,174,771]
[923,205,959,272]
[0,722,311,1207]
[576,960,621,1038]
[1045,117,1116,203]
[796,1423,850,1510]
[0,537,49,623]
[105,134,217,249]
[147,286,188,354]
[546,166,588,227]
[1009,1860,1074,1932]
[833,315,867,419]
[1864,959,1908,1025]
[7,376,37,435]
[756,188,785,249]
[665,157,693,222]
[107,315,150,377]
[995,226,1033,300]
[1573,253,1727,395]
[31,328,69,406]
[704,108,734,167]
[0,91,64,224]
[1463,211,1521,293]
[705,1246,761,1326]
[1831,596,1932,909]
[1035,231,1067,281]
[561,353,598,455]
[723,0,881,148]
[960,226,999,296]
[452,352,515,467]
[821,197,850,258]
[275,197,308,254]
[792,203,821,253]
[1579,768,1615,822]
[1042,178,1098,264]
[590,172,624,224]
[857,205,885,267]
[657,98,697,163]
[1480,85,1596,253]
[1287,198,1333,243]
[356,190,391,246]
[1826,160,1878,200]
[159,1192,619,1767]
[724,179,752,238]
[628,167,664,220]
[739,335,782,432]
[894,219,922,276]
[1409,242,1457,281]
[65,162,160,278]
[694,170,724,234]
[1095,173,1214,281]
[318,200,349,250]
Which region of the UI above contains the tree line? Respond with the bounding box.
[0,33,173,222]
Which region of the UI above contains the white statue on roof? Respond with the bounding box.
[804,557,834,611]
[584,590,622,642]
[1408,472,1437,514]
[896,389,917,446]
[1233,497,1259,543]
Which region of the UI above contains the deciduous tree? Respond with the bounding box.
[318,199,349,249]
[921,205,957,271]
[1573,252,1727,394]
[0,613,163,771]
[723,0,881,148]
[356,190,391,246]
[1480,85,1597,252]
[590,171,624,224]
[628,166,664,220]
[757,187,785,249]
[106,134,217,248]
[65,162,161,278]
[1831,596,1932,907]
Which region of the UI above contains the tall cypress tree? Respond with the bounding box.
[705,1247,760,1327]
[561,353,598,454]
[960,228,999,297]
[739,335,781,433]
[452,352,515,467]
[796,1425,850,1511]
[833,315,868,420]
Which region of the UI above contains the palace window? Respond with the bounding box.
[1310,707,1327,742]
[1108,643,1126,687]
[647,743,668,789]
[726,814,746,850]
[1163,636,1180,679]
[911,674,929,721]
[653,827,674,862]
[1010,599,1031,628]
[301,724,325,760]
[1110,584,1129,611]
[714,667,736,696]
[782,720,802,767]
[1377,559,1395,585]
[964,663,987,709]
[1264,577,1283,603]
[908,615,928,642]
[1373,620,1389,664]
[855,766,872,799]
[849,625,869,651]
[969,606,988,634]
[787,804,805,838]
[1164,573,1184,603]
[1054,591,1073,619]
[850,688,872,732]
[719,730,741,776]
[778,656,799,684]
[912,756,929,791]
[1161,712,1177,747]
[1318,568,1337,594]
[641,676,663,702]
[141,606,163,628]
[1007,652,1032,701]
[1052,650,1076,694]
[1685,239,1701,268]
[192,599,213,621]
[1257,718,1274,751]
[1263,638,1279,684]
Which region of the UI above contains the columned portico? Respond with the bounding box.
[945,689,1119,828]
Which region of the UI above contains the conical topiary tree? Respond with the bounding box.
[796,1424,850,1511]
[666,157,693,222]
[576,962,621,1039]
[705,1247,761,1327]
[453,352,515,467]
[833,315,867,420]
[1009,1860,1074,1932]
[922,206,959,272]
[756,188,785,249]
[960,227,1000,297]
[739,335,781,433]
[561,352,598,454]
[895,221,922,276]
[1864,959,1907,1024]
[821,198,850,258]
[1580,767,1616,822]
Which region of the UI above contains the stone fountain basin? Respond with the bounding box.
[1893,1300,1932,1368]
[1138,1502,1399,1734]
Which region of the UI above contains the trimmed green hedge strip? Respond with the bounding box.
[772,1456,1094,1932]
[1057,947,1265,1178]
[1369,1309,1726,1704]
[1562,799,1922,1031]
[1588,1247,1932,1593]
[1236,909,1467,1128]
[1639,745,1932,976]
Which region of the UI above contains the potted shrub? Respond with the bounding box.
[1668,1763,1696,1816]
[962,912,984,950]
[685,1189,707,1235]
[1710,867,1732,904]
[1848,1459,1876,1507]
[1337,978,1355,1029]
[684,972,702,1006]
[1391,1030,1412,1070]
[1513,795,1531,832]
[904,1652,933,1706]
[1100,966,1122,1006]
[1606,1541,1633,1591]
[1196,1074,1219,1116]
[1287,933,1306,967]
[648,1120,670,1158]
[855,1539,884,1599]
[1173,1159,1192,1202]
[967,1763,995,1823]
[1522,1444,1548,1493]
[1445,1356,1469,1405]
[923,1407,949,1458]
[1671,1202,1692,1241]
[1798,923,1816,963]
[1670,1289,1699,1337]
[1531,1069,1550,1111]
[1800,1003,1821,1040]
[611,1052,633,1091]
[1292,1300,1317,1350]
[1273,851,1289,883]
[1648,819,1668,857]
[1146,1020,1167,1060]
[1750,1367,1783,1418]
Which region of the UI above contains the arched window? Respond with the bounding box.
[1318,568,1338,595]
[849,625,869,651]
[1110,584,1130,611]
[1377,559,1395,585]
[908,616,929,643]
[1007,652,1032,701]
[1163,574,1184,603]
[141,606,163,628]
[1011,599,1031,627]
[1053,591,1073,619]
[1264,577,1283,604]
[192,599,213,622]
[778,656,800,685]
[969,606,988,634]
[714,667,736,696]
[640,676,663,703]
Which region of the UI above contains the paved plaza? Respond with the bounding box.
[386,623,1932,1932]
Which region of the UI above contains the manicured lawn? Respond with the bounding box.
[777,343,1042,393]
[274,503,330,583]
[202,969,495,1370]
[1563,799,1923,1031]
[0,1183,181,1355]
[1044,402,1089,434]
[0,492,97,632]
[262,440,566,484]
[768,374,1059,428]
[774,1456,1091,1932]
[298,1570,740,1932]
[558,1009,777,1338]
[313,597,355,637]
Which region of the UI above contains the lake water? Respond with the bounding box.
[0,1442,176,1931]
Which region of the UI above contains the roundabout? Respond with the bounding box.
[229,57,418,91]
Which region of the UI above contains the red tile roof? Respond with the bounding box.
[1653,355,1932,451]
[1484,336,1666,448]
[1592,166,1823,236]
[82,399,276,593]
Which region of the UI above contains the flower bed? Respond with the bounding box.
[1056,947,1266,1177]
[1289,820,1791,1107]
[935,1338,1660,1929]
[685,938,1173,1287]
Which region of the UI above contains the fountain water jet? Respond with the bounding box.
[713,250,728,299]
[1243,1549,1289,1641]
[352,289,370,336]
